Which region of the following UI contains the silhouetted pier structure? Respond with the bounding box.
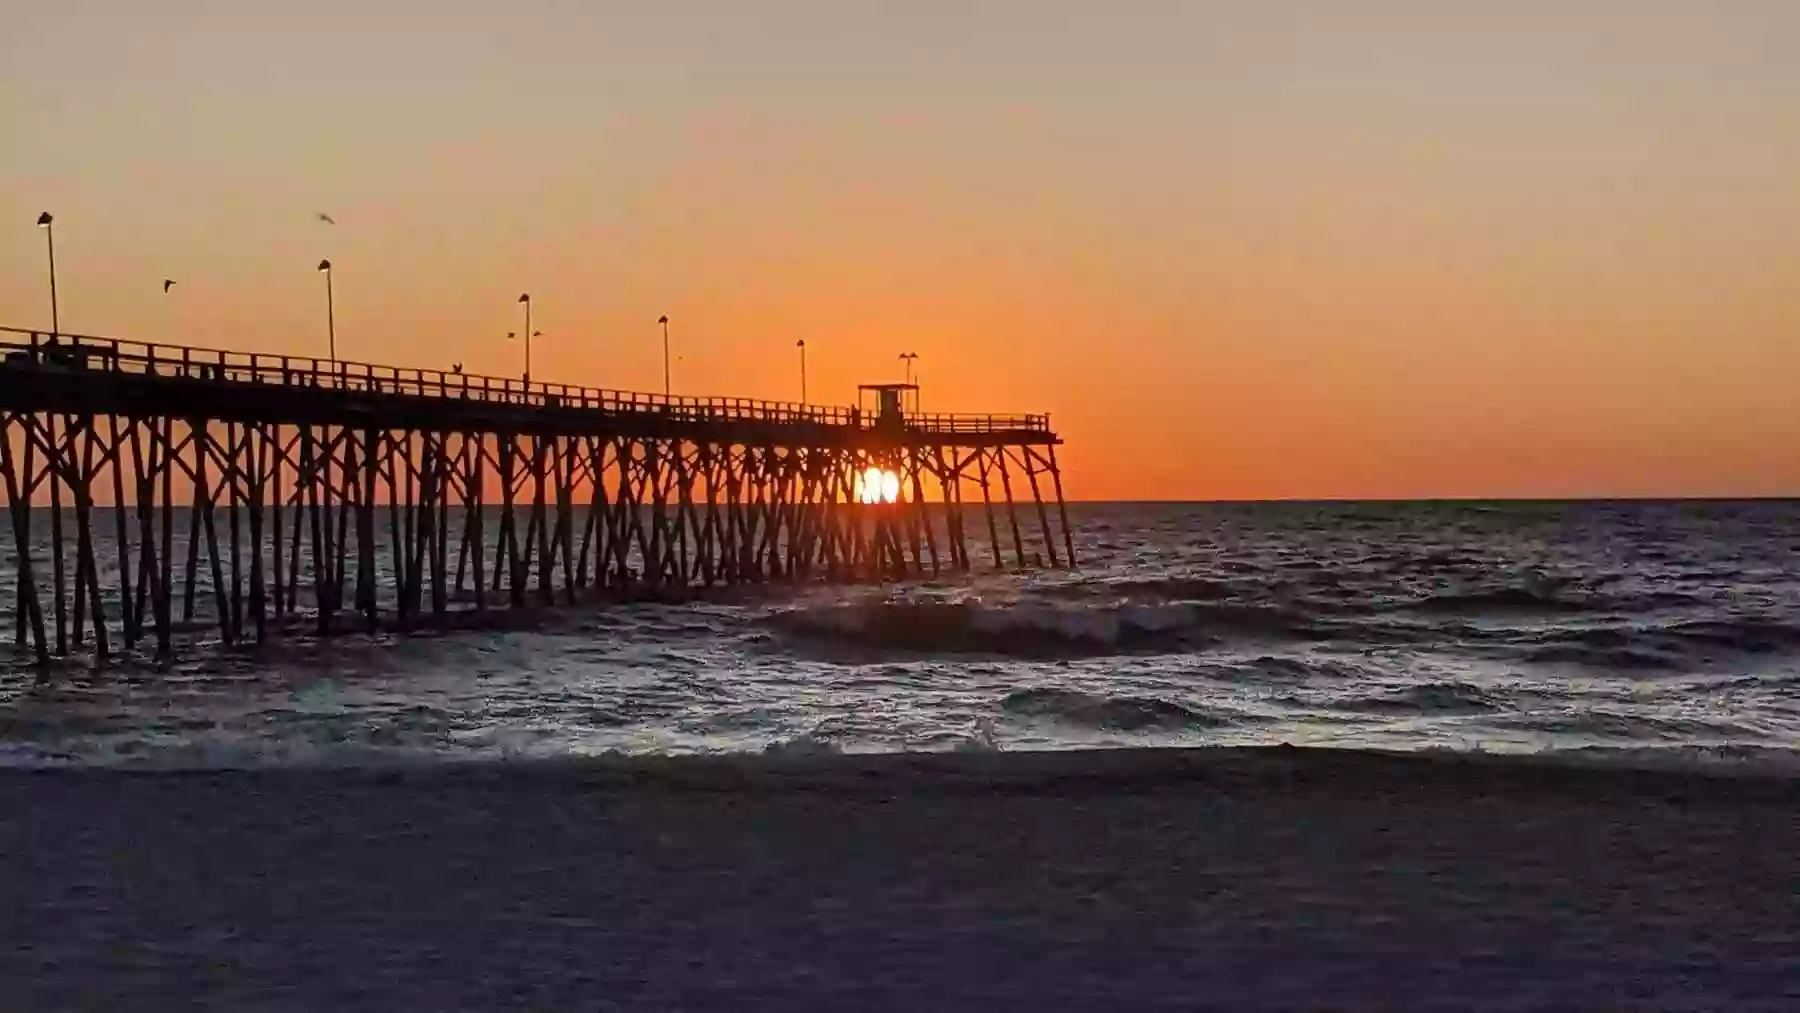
[0,326,1074,663]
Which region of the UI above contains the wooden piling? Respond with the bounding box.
[108,415,135,644]
[248,422,268,641]
[1048,444,1076,568]
[993,447,1027,570]
[271,425,286,618]
[48,414,68,655]
[157,416,176,657]
[1,415,48,665]
[14,412,34,649]
[73,416,108,657]
[1019,446,1059,568]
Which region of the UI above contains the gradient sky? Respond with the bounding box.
[4,1,1798,500]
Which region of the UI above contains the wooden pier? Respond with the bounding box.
[0,327,1074,663]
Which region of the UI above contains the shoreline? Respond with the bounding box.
[12,743,1800,801]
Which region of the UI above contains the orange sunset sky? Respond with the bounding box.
[3,1,1798,501]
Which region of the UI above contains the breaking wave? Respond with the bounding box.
[764,599,1337,656]
[1036,572,1717,627]
[760,731,843,758]
[1401,582,1704,618]
[1035,577,1240,602]
[998,687,1237,732]
[1405,585,1590,615]
[759,591,1800,666]
[1332,682,1509,715]
[1484,710,1767,742]
[1516,619,1800,670]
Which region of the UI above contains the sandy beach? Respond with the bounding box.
[2,747,1796,1010]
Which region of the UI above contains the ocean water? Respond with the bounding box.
[0,500,1796,768]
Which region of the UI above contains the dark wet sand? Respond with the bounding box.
[3,747,1797,1010]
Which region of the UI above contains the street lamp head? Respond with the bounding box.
[658,315,668,325]
[796,339,805,347]
[37,212,53,228]
[317,259,332,273]
[518,293,530,304]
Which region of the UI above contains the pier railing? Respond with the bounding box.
[0,327,1051,436]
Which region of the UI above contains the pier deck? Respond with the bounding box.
[0,327,1075,664]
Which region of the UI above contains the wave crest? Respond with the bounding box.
[1333,681,1509,715]
[762,595,1359,657]
[1518,618,1800,669]
[999,687,1234,732]
[1406,585,1586,615]
[1486,710,1763,741]
[1036,577,1239,602]
[765,600,1219,657]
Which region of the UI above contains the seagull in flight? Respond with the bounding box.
[316,212,336,225]
[163,279,177,294]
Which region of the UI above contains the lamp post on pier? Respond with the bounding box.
[899,351,919,413]
[658,315,671,396]
[162,278,179,347]
[316,259,335,362]
[797,339,807,403]
[518,293,532,381]
[36,213,58,335]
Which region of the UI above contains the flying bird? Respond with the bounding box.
[163,279,177,294]
[316,212,336,225]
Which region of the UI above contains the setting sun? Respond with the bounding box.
[855,467,901,505]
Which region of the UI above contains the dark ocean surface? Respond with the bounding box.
[2,500,1797,769]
